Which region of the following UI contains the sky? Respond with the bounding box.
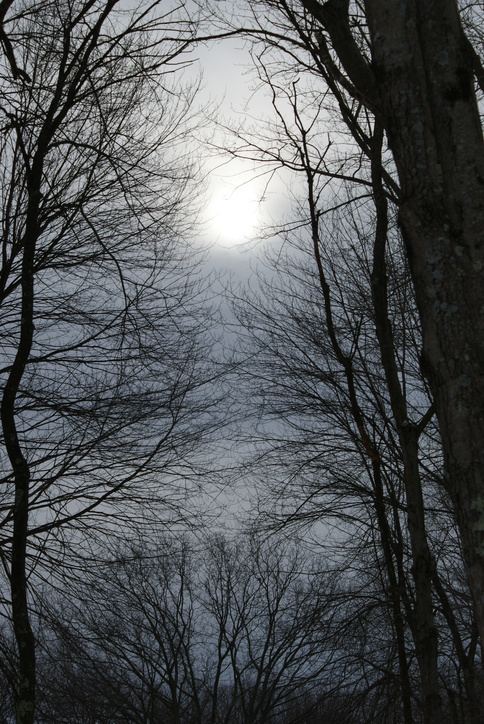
[193,36,290,267]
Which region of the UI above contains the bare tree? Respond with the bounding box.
[35,532,352,724]
[0,1,220,721]
[200,533,372,724]
[36,535,202,724]
[195,1,484,718]
[221,57,482,717]
[228,0,484,655]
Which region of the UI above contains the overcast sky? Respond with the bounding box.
[192,36,291,272]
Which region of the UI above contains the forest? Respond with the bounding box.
[0,1,483,722]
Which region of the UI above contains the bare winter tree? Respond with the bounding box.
[235,0,484,657]
[34,532,348,724]
[200,533,338,723]
[36,536,202,724]
[220,51,482,720]
[199,1,484,719]
[0,1,221,721]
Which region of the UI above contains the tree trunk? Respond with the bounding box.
[370,121,442,721]
[0,166,42,724]
[364,0,484,649]
[1,238,36,724]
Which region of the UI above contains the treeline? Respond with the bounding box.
[0,532,481,723]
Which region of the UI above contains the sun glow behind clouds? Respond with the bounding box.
[206,176,261,246]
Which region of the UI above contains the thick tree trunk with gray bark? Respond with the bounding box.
[364,0,484,651]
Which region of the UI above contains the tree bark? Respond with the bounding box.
[364,0,484,650]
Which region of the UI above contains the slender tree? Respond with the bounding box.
[0,1,217,721]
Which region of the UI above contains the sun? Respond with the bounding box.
[207,183,260,246]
